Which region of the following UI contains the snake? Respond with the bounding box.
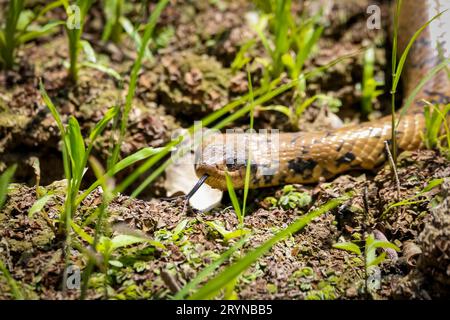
[194,0,450,191]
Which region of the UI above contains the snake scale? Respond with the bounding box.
[195,0,450,191]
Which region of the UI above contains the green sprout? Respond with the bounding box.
[333,233,400,295]
[0,165,17,210]
[251,0,324,81]
[277,185,312,210]
[63,0,94,82]
[0,0,63,70]
[423,102,450,159]
[102,0,124,43]
[361,46,384,116]
[390,0,446,162]
[0,165,22,299]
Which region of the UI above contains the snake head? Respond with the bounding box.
[194,141,249,190]
[194,133,274,190]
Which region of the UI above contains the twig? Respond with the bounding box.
[384,140,401,198]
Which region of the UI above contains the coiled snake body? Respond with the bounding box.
[195,0,450,190]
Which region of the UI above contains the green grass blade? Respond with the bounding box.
[391,0,402,76]
[28,194,53,218]
[119,16,153,59]
[111,0,169,167]
[196,77,281,131]
[0,164,17,209]
[71,220,94,245]
[76,147,163,205]
[397,59,450,125]
[294,20,323,77]
[392,10,446,92]
[2,0,25,68]
[115,135,180,194]
[67,116,86,178]
[225,172,243,224]
[366,240,400,254]
[81,61,122,80]
[130,157,173,198]
[242,68,255,219]
[17,21,64,43]
[80,39,96,62]
[366,251,386,269]
[333,242,362,255]
[39,80,65,135]
[0,260,24,300]
[258,105,291,118]
[110,234,165,250]
[88,106,119,142]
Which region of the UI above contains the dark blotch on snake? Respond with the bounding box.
[336,152,356,166]
[288,158,317,178]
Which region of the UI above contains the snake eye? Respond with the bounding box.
[226,158,239,170]
[225,159,258,173]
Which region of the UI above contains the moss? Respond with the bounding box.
[154,50,232,116]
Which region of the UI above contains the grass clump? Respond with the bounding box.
[0,0,62,70]
[423,103,450,159]
[251,0,324,80]
[390,0,446,161]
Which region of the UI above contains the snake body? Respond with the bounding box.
[195,0,450,191]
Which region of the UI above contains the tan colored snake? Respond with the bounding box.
[195,0,450,191]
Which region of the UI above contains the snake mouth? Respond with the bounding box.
[195,163,244,190]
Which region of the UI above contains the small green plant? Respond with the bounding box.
[39,82,173,296]
[267,185,312,210]
[101,0,174,63]
[102,0,124,43]
[251,0,323,79]
[382,178,444,217]
[63,0,94,82]
[204,219,250,242]
[40,81,118,235]
[423,102,450,159]
[40,81,121,293]
[390,0,446,161]
[0,165,22,299]
[360,46,384,116]
[0,165,17,209]
[0,0,25,69]
[0,0,63,69]
[333,233,400,295]
[0,260,24,300]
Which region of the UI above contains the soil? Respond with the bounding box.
[0,0,449,300]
